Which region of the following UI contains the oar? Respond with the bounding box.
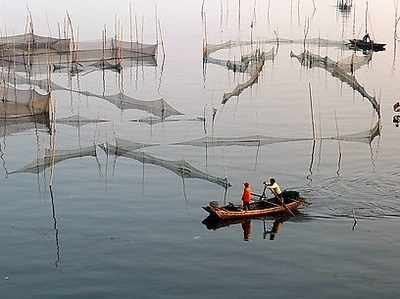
[269,190,295,216]
[251,186,267,201]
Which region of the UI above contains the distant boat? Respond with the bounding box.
[349,2,385,52]
[349,36,385,52]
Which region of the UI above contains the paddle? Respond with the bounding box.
[251,196,281,207]
[269,190,295,216]
[252,185,294,216]
[251,186,267,201]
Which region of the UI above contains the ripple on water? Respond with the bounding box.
[303,173,400,219]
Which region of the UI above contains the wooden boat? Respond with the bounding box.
[202,191,306,220]
[349,38,385,52]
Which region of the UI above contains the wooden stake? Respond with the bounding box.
[334,110,342,154]
[334,110,342,176]
[308,82,316,140]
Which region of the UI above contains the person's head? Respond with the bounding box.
[270,178,276,184]
[243,181,250,187]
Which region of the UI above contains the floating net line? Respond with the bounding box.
[327,119,380,143]
[203,37,345,57]
[0,53,156,75]
[3,73,182,119]
[175,135,307,147]
[115,137,157,151]
[99,141,231,188]
[204,48,262,73]
[9,145,97,174]
[0,114,50,137]
[8,122,379,178]
[56,115,109,127]
[129,116,204,125]
[175,120,380,148]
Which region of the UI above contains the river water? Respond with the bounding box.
[1,0,400,298]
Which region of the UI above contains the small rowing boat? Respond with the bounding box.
[348,3,385,52]
[202,190,306,220]
[349,38,385,52]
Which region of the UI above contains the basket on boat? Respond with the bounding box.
[209,200,219,207]
[281,190,300,198]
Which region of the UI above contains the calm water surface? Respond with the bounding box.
[1,0,400,298]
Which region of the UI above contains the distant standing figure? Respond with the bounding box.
[264,178,285,204]
[241,181,252,211]
[362,33,370,43]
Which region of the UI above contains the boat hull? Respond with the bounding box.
[202,197,305,220]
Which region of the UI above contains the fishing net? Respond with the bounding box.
[290,50,380,116]
[0,34,158,75]
[9,145,97,174]
[222,51,268,104]
[99,141,231,188]
[0,85,50,118]
[0,33,71,53]
[4,73,182,119]
[204,43,274,104]
[177,120,379,148]
[0,114,50,137]
[176,135,306,147]
[330,120,380,143]
[56,115,109,127]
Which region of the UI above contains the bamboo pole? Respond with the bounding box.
[352,207,358,230]
[334,110,342,176]
[130,2,133,43]
[334,110,342,154]
[308,82,316,140]
[158,19,165,56]
[155,4,158,44]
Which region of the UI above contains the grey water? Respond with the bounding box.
[1,0,400,298]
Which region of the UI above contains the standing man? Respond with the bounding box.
[241,181,252,211]
[264,178,284,204]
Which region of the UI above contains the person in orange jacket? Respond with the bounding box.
[241,181,252,211]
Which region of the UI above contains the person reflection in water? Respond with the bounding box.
[268,220,282,240]
[263,219,283,240]
[241,219,251,241]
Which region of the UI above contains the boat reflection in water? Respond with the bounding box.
[202,216,294,241]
